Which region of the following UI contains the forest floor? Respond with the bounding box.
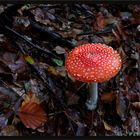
[0,4,140,136]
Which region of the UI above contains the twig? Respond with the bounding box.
[77,30,112,36]
[3,26,67,111]
[30,19,75,48]
[74,83,86,95]
[5,26,60,59]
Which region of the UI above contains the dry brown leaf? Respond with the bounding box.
[101,92,117,103]
[132,102,140,111]
[0,125,19,136]
[18,92,47,130]
[22,91,40,105]
[103,120,112,131]
[96,14,107,31]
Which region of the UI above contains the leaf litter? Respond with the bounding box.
[0,3,139,136]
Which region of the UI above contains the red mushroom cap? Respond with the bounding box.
[65,43,122,83]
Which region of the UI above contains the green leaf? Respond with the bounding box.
[23,4,31,10]
[24,56,35,65]
[52,59,63,66]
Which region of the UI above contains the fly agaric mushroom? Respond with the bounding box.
[65,43,122,110]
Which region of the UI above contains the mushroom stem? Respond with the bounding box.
[85,82,98,110]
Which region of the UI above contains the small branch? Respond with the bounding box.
[30,19,75,48]
[5,26,60,59]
